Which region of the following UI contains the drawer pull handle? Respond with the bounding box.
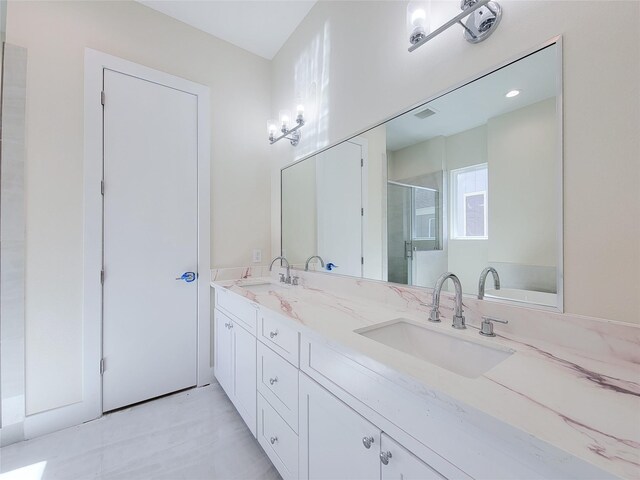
[269,330,279,339]
[380,451,393,465]
[269,377,278,385]
[270,436,278,445]
[362,436,375,449]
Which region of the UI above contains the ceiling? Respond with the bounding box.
[386,45,558,151]
[137,0,317,60]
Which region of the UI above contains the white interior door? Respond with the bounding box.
[316,141,363,277]
[102,69,198,412]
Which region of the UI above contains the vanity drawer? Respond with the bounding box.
[257,342,299,432]
[257,392,298,480]
[259,310,299,366]
[216,287,257,334]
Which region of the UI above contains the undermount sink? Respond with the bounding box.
[236,280,286,293]
[355,318,513,378]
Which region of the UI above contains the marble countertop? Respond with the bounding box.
[211,276,640,479]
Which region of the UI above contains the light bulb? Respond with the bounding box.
[407,2,429,45]
[505,90,520,98]
[411,8,426,27]
[279,109,291,130]
[296,104,305,124]
[267,119,277,140]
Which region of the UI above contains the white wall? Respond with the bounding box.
[488,98,557,268]
[388,135,445,181]
[281,156,317,264]
[271,1,640,324]
[6,0,272,415]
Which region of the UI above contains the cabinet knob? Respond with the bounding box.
[224,322,230,329]
[380,451,393,465]
[269,377,278,385]
[269,330,279,339]
[270,436,278,445]
[362,436,375,449]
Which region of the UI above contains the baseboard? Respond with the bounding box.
[0,421,25,446]
[23,401,100,440]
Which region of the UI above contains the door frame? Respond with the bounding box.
[83,49,211,419]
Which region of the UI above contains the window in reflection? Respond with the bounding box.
[451,164,488,239]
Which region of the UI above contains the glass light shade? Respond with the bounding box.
[267,119,278,136]
[279,110,291,129]
[407,1,430,45]
[296,104,304,116]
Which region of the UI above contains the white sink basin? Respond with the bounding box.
[237,280,287,293]
[355,318,513,378]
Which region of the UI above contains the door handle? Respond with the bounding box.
[176,271,197,283]
[404,241,413,259]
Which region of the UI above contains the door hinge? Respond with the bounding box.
[101,91,105,106]
[100,358,105,375]
[361,207,364,216]
[100,269,104,284]
[100,180,104,195]
[361,256,364,265]
[361,158,364,167]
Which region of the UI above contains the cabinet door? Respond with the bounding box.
[299,373,380,480]
[214,309,233,397]
[233,322,257,436]
[380,433,445,480]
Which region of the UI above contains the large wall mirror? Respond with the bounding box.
[282,40,562,311]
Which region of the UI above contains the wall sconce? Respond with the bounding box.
[268,104,305,146]
[408,0,502,52]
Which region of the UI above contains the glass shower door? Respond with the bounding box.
[387,182,441,285]
[387,183,412,284]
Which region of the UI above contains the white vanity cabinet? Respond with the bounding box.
[299,372,381,480]
[213,309,233,396]
[380,434,446,480]
[214,289,258,436]
[255,309,302,480]
[299,372,446,480]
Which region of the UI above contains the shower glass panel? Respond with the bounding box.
[387,182,441,285]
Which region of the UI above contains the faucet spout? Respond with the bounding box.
[269,256,291,283]
[430,272,465,329]
[304,255,325,271]
[477,267,500,300]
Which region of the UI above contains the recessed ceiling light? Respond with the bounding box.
[505,89,520,98]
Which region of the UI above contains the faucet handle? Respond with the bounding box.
[292,276,299,286]
[278,273,286,283]
[479,316,508,337]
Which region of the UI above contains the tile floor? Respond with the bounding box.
[0,383,280,480]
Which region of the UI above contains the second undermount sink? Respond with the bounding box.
[355,318,513,378]
[236,280,287,293]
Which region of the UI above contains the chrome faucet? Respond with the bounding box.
[477,267,500,300]
[269,256,291,284]
[429,272,466,329]
[304,255,325,271]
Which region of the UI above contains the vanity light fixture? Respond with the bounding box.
[408,0,502,52]
[505,89,520,98]
[268,104,305,146]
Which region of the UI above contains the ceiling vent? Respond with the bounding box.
[414,107,437,119]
